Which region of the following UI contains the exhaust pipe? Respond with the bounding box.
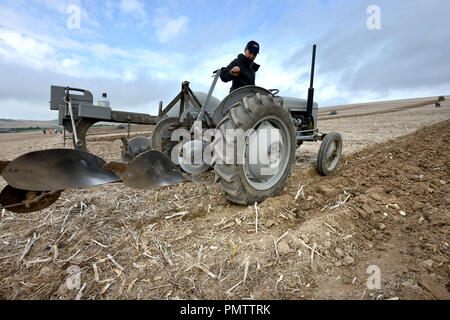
[306,44,316,119]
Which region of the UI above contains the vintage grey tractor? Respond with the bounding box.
[0,45,343,213]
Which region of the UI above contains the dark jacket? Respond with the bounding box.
[220,54,260,93]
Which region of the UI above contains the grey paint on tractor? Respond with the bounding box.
[50,85,319,152]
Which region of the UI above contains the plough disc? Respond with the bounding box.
[120,150,187,189]
[0,185,61,213]
[1,149,121,191]
[0,149,192,213]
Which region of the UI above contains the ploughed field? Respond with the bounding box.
[0,96,449,300]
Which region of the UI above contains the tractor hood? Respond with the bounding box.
[280,96,318,112]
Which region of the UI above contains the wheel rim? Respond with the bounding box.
[153,118,179,156]
[243,115,291,191]
[160,125,174,154]
[324,138,341,171]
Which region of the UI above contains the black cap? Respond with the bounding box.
[246,40,260,54]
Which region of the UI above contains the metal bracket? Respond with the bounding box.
[64,96,82,147]
[196,69,220,125]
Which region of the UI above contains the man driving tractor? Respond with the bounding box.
[220,40,260,92]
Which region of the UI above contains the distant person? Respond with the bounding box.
[42,129,46,135]
[220,41,260,93]
[49,129,53,134]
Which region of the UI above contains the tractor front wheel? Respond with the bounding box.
[317,132,342,175]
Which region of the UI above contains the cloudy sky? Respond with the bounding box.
[0,0,449,120]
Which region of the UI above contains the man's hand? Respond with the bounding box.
[230,66,240,76]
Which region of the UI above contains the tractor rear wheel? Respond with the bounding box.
[214,93,296,205]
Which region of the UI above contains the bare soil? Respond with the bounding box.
[0,97,449,300]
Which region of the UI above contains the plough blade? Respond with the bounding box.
[0,185,62,213]
[2,149,121,191]
[119,150,187,189]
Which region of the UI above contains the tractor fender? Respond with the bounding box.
[211,85,272,125]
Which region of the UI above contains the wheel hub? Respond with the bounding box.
[325,140,340,170]
[244,118,290,191]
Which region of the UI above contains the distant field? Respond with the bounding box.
[0,119,60,129]
[0,118,121,134]
[318,95,447,116]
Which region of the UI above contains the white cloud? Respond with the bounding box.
[0,28,108,78]
[0,25,189,82]
[61,58,80,68]
[119,0,146,19]
[153,9,188,43]
[122,69,136,82]
[90,42,130,59]
[0,28,56,69]
[120,0,142,13]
